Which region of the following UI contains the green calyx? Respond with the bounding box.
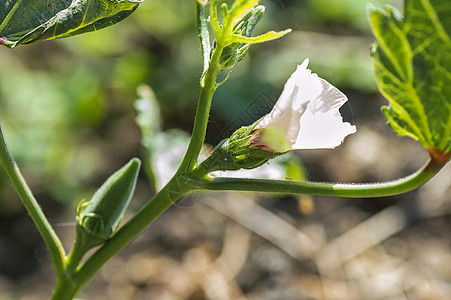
[227,125,280,169]
[196,125,280,175]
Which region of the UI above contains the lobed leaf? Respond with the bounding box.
[369,0,451,154]
[0,0,141,48]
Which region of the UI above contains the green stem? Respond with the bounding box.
[0,125,66,273]
[65,224,103,275]
[51,275,76,300]
[194,158,445,198]
[50,175,194,299]
[65,239,85,275]
[177,38,224,173]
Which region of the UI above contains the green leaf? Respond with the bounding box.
[227,29,291,45]
[196,0,211,80]
[134,84,164,189]
[0,0,141,48]
[134,85,162,149]
[224,0,258,31]
[369,0,451,154]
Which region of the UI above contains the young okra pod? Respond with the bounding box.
[76,158,141,243]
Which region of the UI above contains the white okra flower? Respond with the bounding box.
[251,58,356,153]
[198,58,357,173]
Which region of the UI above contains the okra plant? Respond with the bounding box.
[1,0,450,298]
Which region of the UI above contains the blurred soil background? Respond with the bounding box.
[2,0,451,299]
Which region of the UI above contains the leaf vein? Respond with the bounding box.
[420,0,451,47]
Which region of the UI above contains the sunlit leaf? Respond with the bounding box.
[369,0,451,154]
[0,0,141,48]
[228,29,291,45]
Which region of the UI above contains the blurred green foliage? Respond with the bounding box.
[0,0,399,207]
[308,0,400,29]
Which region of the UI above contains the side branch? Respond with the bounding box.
[194,158,445,198]
[0,125,66,272]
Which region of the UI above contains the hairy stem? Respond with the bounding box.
[0,125,66,273]
[177,31,225,173]
[193,158,445,198]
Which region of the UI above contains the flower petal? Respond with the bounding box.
[256,58,315,145]
[254,58,356,151]
[293,78,356,149]
[294,109,356,149]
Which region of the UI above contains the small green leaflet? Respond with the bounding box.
[0,0,142,48]
[369,0,451,154]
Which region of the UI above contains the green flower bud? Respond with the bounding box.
[218,5,265,70]
[226,124,280,169]
[197,123,279,174]
[76,158,141,243]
